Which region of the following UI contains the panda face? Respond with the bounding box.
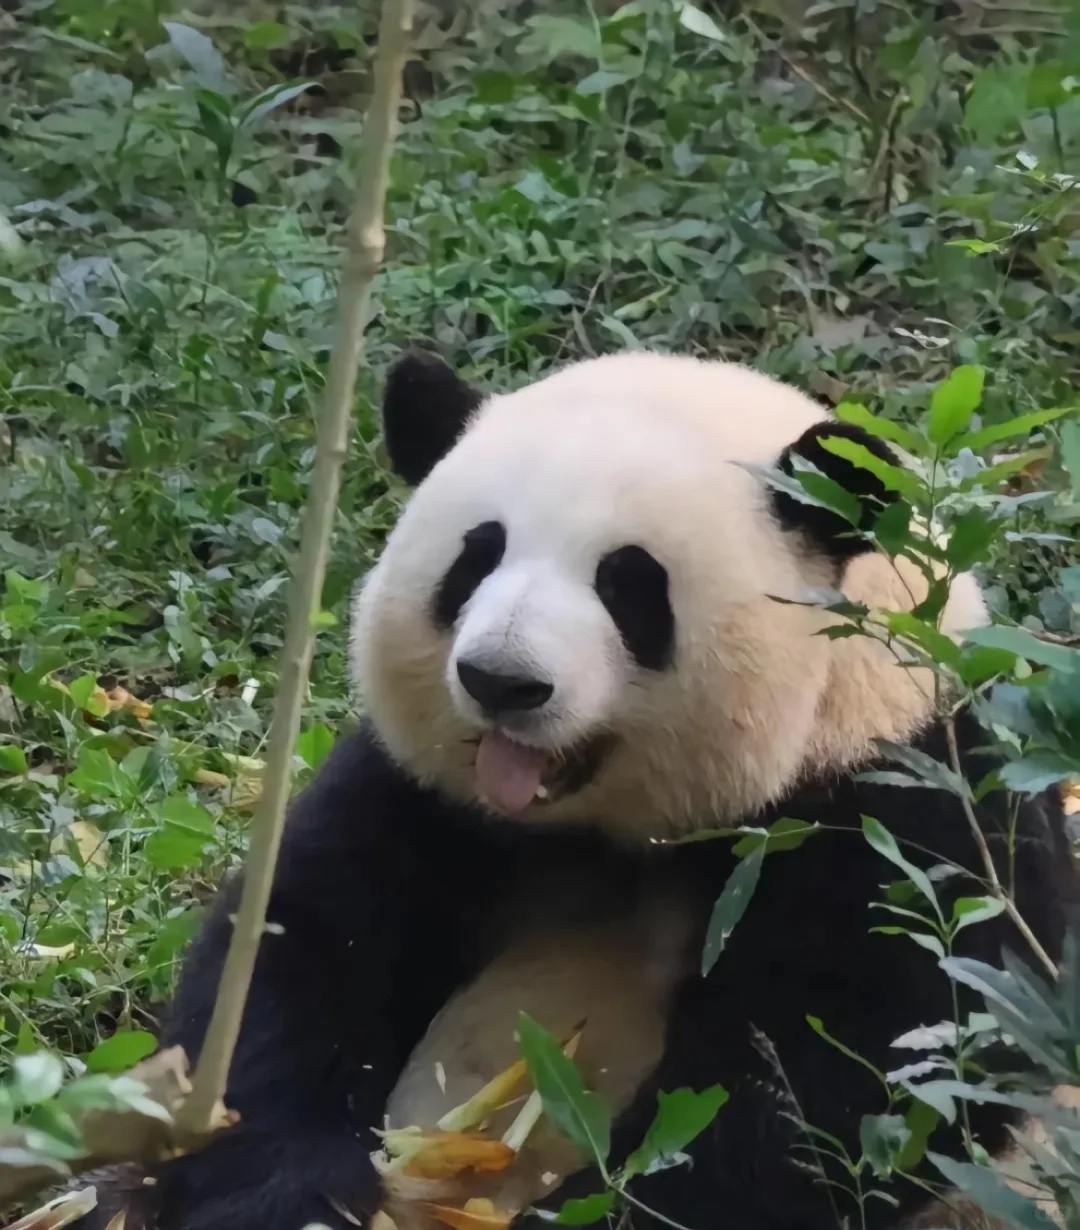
[351,350,989,839]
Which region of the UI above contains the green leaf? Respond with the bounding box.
[953,407,1071,454]
[296,722,335,772]
[250,516,282,545]
[927,1153,1049,1230]
[516,1014,611,1167]
[13,1053,64,1105]
[238,82,317,131]
[929,366,985,449]
[678,4,727,42]
[68,673,107,716]
[859,1113,910,1178]
[66,747,124,800]
[963,60,1032,146]
[742,462,858,519]
[873,741,970,800]
[895,1098,940,1170]
[576,70,636,96]
[242,20,291,50]
[787,457,862,527]
[861,816,940,915]
[882,611,962,671]
[0,744,28,774]
[833,403,924,456]
[194,88,235,179]
[555,1193,616,1225]
[163,21,228,90]
[872,500,914,556]
[623,1086,729,1180]
[157,794,214,833]
[857,771,929,789]
[518,15,600,61]
[963,626,1079,672]
[945,508,998,572]
[85,1031,158,1074]
[144,826,211,872]
[906,931,946,958]
[906,1082,957,1125]
[959,448,1051,493]
[701,845,765,974]
[1000,753,1080,795]
[730,818,819,857]
[815,435,926,505]
[959,646,1025,689]
[947,238,1002,256]
[951,896,1006,933]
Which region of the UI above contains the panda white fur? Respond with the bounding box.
[82,349,1076,1230]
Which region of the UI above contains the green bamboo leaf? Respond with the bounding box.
[929,366,985,450]
[861,815,941,915]
[953,407,1071,454]
[702,845,765,974]
[834,402,924,455]
[516,1014,611,1167]
[623,1086,729,1180]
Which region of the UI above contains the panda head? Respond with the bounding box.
[351,349,988,840]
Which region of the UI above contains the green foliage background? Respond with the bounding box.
[1,0,1079,1205]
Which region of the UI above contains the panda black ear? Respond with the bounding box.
[382,348,482,485]
[772,421,900,564]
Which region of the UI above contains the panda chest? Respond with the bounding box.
[385,887,696,1136]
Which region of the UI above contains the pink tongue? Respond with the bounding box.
[474,732,550,815]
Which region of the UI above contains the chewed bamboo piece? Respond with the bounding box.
[372,1026,584,1230]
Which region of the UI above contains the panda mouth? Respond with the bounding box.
[470,731,615,816]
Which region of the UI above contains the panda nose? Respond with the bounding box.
[456,659,554,714]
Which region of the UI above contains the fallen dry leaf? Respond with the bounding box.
[192,769,230,789]
[50,819,107,868]
[425,1198,513,1230]
[192,763,262,811]
[18,941,76,959]
[105,687,153,724]
[993,449,1051,494]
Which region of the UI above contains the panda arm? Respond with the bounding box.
[140,730,499,1230]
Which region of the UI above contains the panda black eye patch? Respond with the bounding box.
[432,521,507,629]
[595,545,674,671]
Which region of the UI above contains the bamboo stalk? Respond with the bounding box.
[174,0,416,1139]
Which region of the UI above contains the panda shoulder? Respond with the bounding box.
[278,725,432,850]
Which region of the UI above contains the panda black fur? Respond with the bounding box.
[81,350,1077,1230]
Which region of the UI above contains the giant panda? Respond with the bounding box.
[81,349,1077,1230]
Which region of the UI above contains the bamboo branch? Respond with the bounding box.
[943,717,1059,982]
[173,0,415,1140]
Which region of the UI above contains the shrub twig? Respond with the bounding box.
[943,715,1059,982]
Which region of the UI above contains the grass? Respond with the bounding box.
[0,0,1078,1114]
